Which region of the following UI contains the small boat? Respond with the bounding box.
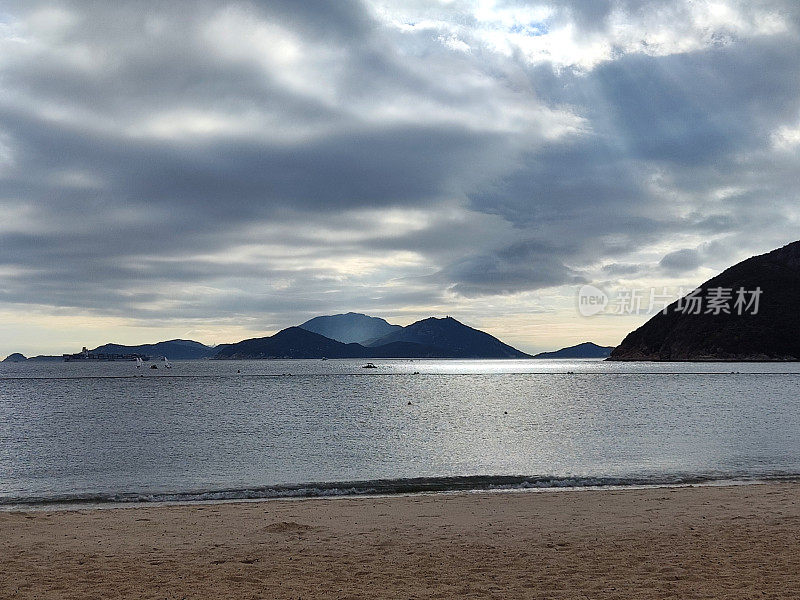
[162,356,172,369]
[135,357,144,369]
[150,364,158,369]
[362,362,378,369]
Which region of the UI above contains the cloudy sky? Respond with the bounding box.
[1,0,799,356]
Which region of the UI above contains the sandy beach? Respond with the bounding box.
[1,482,799,599]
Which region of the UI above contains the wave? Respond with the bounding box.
[3,472,800,508]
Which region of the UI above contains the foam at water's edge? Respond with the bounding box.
[3,473,799,509]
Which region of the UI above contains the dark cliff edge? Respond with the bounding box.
[609,240,800,361]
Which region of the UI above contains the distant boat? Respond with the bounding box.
[150,364,158,369]
[362,362,378,369]
[135,357,144,369]
[162,357,172,369]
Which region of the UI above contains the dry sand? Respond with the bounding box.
[1,482,799,599]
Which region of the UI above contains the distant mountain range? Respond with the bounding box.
[610,240,800,361]
[216,316,531,359]
[2,352,61,362]
[298,312,401,344]
[534,342,615,359]
[3,315,533,361]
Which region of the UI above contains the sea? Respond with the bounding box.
[2,358,800,508]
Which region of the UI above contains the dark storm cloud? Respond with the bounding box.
[443,244,588,297]
[251,0,373,39]
[659,248,702,274]
[2,104,505,213]
[2,0,800,332]
[592,39,800,164]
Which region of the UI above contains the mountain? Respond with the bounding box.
[214,318,530,359]
[298,312,402,344]
[214,327,366,359]
[91,339,216,360]
[2,352,27,362]
[365,316,531,358]
[534,342,615,359]
[610,240,800,361]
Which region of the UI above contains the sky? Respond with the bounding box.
[1,0,800,357]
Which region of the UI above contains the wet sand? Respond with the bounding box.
[2,482,799,599]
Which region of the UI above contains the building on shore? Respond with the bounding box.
[63,347,150,362]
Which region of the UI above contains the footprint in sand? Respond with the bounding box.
[263,521,313,533]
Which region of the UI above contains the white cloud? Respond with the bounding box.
[771,118,800,150]
[374,0,789,71]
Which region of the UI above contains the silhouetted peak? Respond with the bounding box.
[611,239,800,361]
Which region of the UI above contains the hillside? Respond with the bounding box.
[610,240,800,361]
[213,327,366,359]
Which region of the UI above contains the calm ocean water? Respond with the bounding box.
[2,358,800,507]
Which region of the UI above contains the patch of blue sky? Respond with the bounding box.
[508,21,549,36]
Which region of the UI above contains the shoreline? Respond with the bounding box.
[4,473,799,512]
[3,481,800,598]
